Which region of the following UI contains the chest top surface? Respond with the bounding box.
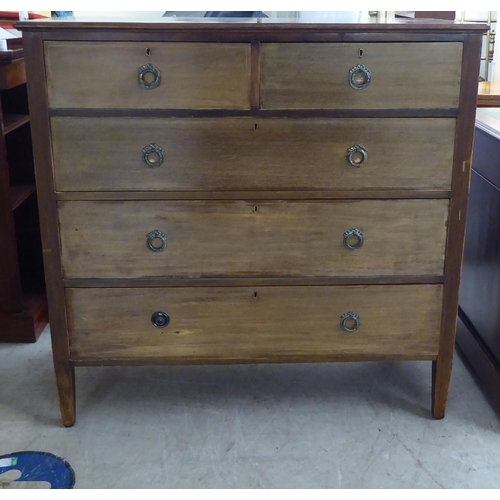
[16,16,486,38]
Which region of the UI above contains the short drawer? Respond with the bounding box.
[58,199,449,279]
[67,285,443,361]
[261,43,462,109]
[51,117,455,192]
[45,42,251,109]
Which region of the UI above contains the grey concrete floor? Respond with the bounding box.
[1,325,499,488]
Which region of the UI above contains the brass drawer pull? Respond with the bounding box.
[347,144,368,167]
[340,311,360,333]
[349,64,371,90]
[146,230,167,252]
[142,143,164,168]
[138,63,161,90]
[151,311,170,328]
[343,228,364,250]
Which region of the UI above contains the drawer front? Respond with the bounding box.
[261,43,462,109]
[66,285,442,361]
[51,117,455,192]
[67,285,443,361]
[58,199,449,279]
[45,42,251,109]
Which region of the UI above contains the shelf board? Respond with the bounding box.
[0,49,24,64]
[478,81,500,108]
[10,183,36,210]
[2,113,30,134]
[24,292,48,342]
[0,58,26,89]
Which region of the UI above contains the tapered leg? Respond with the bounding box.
[54,361,76,427]
[431,358,452,419]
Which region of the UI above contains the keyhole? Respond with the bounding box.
[146,47,151,57]
[253,292,258,298]
[254,123,258,131]
[358,48,363,58]
[253,205,258,213]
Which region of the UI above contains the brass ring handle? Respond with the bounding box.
[340,311,360,333]
[343,228,364,250]
[143,143,164,168]
[151,311,170,328]
[138,63,161,90]
[146,230,167,252]
[349,64,371,90]
[346,144,368,167]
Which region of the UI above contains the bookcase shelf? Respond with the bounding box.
[0,52,47,343]
[3,113,30,134]
[10,183,36,210]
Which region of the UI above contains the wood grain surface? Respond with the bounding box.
[58,199,449,279]
[0,103,23,312]
[66,285,443,361]
[16,19,486,425]
[45,42,251,109]
[16,17,487,35]
[51,117,456,192]
[0,59,26,90]
[262,42,462,109]
[62,275,445,287]
[23,32,76,426]
[55,190,452,201]
[432,33,483,419]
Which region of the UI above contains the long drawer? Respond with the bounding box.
[261,43,462,109]
[45,42,251,109]
[66,285,443,361]
[51,117,456,192]
[58,199,449,279]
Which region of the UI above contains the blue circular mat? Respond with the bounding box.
[0,451,75,489]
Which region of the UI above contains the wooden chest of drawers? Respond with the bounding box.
[18,17,485,426]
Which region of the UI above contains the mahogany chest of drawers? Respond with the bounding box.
[18,17,485,426]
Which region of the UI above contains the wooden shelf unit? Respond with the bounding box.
[0,53,47,343]
[3,113,30,134]
[478,81,500,107]
[10,183,36,210]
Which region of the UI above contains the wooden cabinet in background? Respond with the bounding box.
[0,50,47,343]
[457,108,500,411]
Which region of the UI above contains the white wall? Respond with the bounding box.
[296,11,369,22]
[455,11,498,81]
[73,11,166,18]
